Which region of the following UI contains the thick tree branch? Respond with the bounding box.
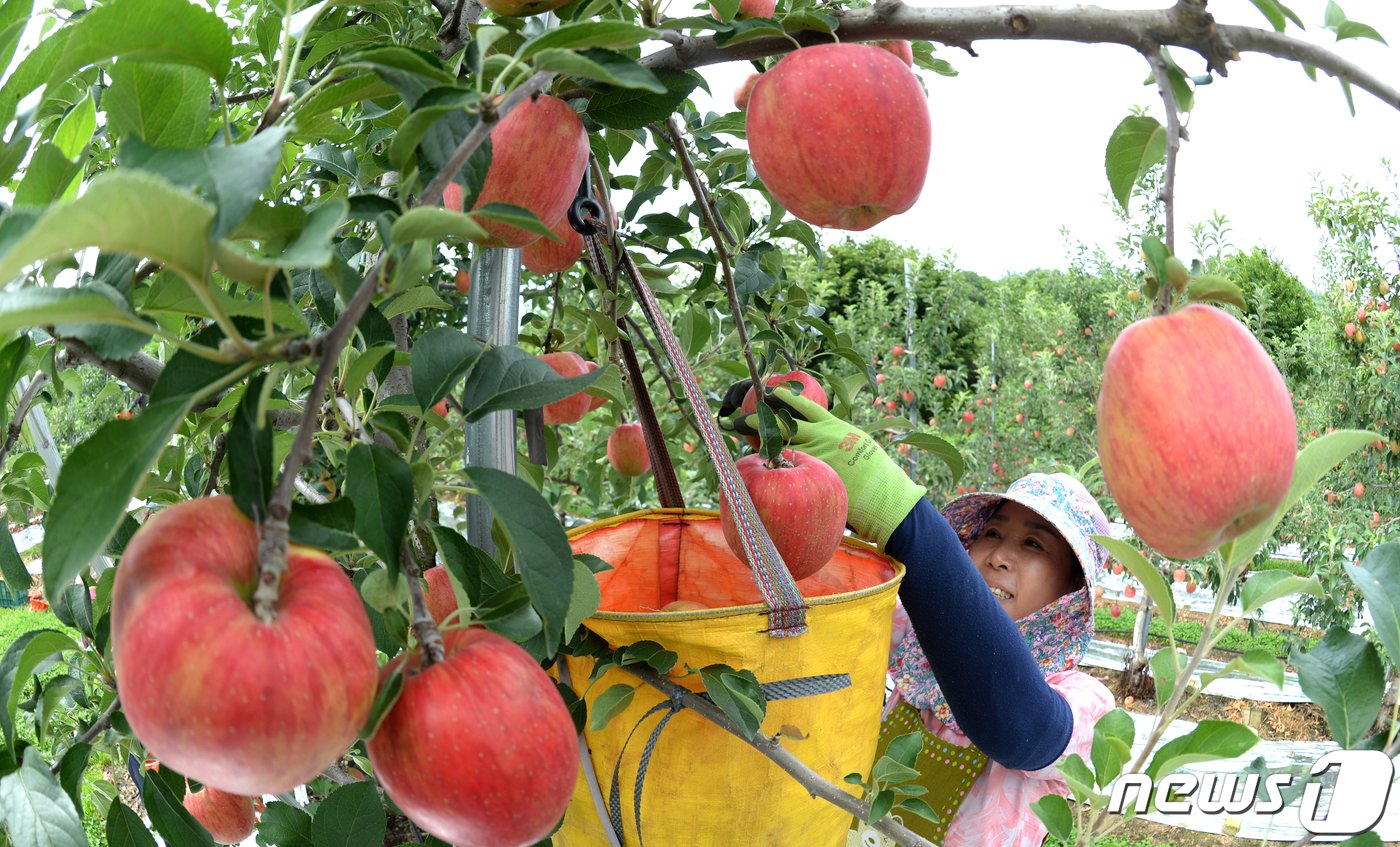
[1146,48,1183,316]
[641,2,1400,112]
[401,536,446,667]
[622,665,937,847]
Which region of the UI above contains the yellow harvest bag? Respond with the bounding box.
[554,509,904,847]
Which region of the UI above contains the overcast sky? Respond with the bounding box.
[691,0,1400,288]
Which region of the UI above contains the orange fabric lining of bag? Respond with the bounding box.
[576,510,898,613]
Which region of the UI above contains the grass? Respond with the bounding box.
[1094,607,1315,659]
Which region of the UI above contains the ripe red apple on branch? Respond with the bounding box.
[538,351,593,425]
[111,496,378,795]
[183,787,257,845]
[719,450,847,580]
[366,628,579,847]
[746,43,931,231]
[607,422,652,476]
[1097,304,1296,560]
[424,566,459,625]
[522,212,584,275]
[471,95,589,248]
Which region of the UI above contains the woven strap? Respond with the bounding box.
[606,673,852,846]
[583,230,808,636]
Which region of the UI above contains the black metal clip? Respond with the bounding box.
[567,172,605,236]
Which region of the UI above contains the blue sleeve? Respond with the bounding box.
[885,497,1074,772]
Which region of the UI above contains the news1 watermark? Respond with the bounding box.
[1107,750,1396,836]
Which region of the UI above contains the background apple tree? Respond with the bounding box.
[0,0,1399,846]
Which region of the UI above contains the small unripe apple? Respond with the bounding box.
[1127,290,1141,302]
[607,423,651,477]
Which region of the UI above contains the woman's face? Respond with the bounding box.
[968,501,1082,620]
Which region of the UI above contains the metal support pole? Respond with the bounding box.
[465,247,522,556]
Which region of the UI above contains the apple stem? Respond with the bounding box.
[659,116,764,393]
[401,538,447,667]
[1144,47,1182,316]
[621,665,939,847]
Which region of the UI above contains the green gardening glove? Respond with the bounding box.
[721,385,927,549]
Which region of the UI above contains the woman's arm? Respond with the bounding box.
[886,498,1073,771]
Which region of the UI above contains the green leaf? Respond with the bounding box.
[228,373,273,520]
[708,0,740,23]
[1185,274,1248,310]
[1147,720,1258,781]
[0,170,213,286]
[0,630,80,747]
[147,322,245,404]
[1149,647,1188,706]
[883,731,923,770]
[585,69,701,131]
[588,684,636,731]
[1335,834,1383,847]
[866,789,895,824]
[1104,115,1166,212]
[385,90,480,174]
[471,203,556,242]
[1240,570,1321,614]
[699,665,766,740]
[464,467,575,652]
[57,281,151,361]
[1228,429,1378,568]
[50,585,93,638]
[891,433,964,486]
[0,526,30,594]
[0,0,35,92]
[1090,708,1134,788]
[13,143,83,206]
[106,62,212,147]
[339,46,454,107]
[895,797,940,825]
[871,755,920,786]
[296,75,394,125]
[142,762,214,847]
[410,327,486,411]
[1324,0,1345,30]
[44,395,193,599]
[0,288,146,338]
[55,742,90,813]
[563,557,601,640]
[1336,20,1386,43]
[1059,753,1096,803]
[107,800,159,847]
[256,802,313,847]
[289,500,360,553]
[1290,628,1385,748]
[531,48,664,93]
[1247,0,1287,31]
[310,782,385,847]
[390,207,492,247]
[0,747,87,847]
[459,346,601,422]
[430,524,511,606]
[379,286,450,320]
[1094,535,1175,625]
[1201,649,1285,690]
[0,335,31,432]
[344,443,415,580]
[519,21,658,59]
[477,582,544,642]
[1350,543,1400,670]
[1030,794,1073,842]
[121,128,291,241]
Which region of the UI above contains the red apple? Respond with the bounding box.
[471,96,589,248]
[582,361,608,412]
[892,344,905,357]
[1172,567,1187,583]
[1124,585,1137,599]
[1111,560,1124,575]
[1354,482,1366,498]
[424,566,458,625]
[454,268,471,295]
[483,0,569,16]
[1024,379,1033,389]
[443,182,464,212]
[902,390,915,404]
[710,0,775,19]
[112,497,377,795]
[739,370,827,450]
[1110,603,1122,618]
[367,628,579,847]
[962,411,974,423]
[734,72,762,110]
[522,212,584,275]
[719,450,847,580]
[432,399,449,417]
[607,422,651,476]
[875,373,886,385]
[183,787,257,845]
[934,374,948,389]
[538,351,592,425]
[1186,580,1198,593]
[873,40,914,66]
[1097,304,1296,559]
[746,44,930,231]
[885,399,897,412]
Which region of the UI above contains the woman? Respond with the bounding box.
[725,386,1113,847]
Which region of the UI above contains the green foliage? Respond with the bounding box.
[1093,606,1316,659]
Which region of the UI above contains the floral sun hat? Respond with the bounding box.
[888,472,1113,730]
